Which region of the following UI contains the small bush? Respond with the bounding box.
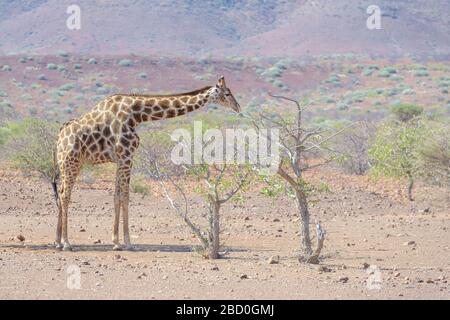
[57,50,69,58]
[96,87,110,95]
[118,59,134,67]
[46,63,57,70]
[1,119,59,183]
[391,104,423,122]
[1,65,12,72]
[57,65,67,72]
[130,177,150,196]
[262,66,284,78]
[362,68,374,76]
[325,74,341,85]
[378,69,391,78]
[414,69,429,77]
[59,83,76,91]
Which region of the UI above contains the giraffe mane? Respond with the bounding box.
[113,86,213,98]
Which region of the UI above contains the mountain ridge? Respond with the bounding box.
[1,0,449,57]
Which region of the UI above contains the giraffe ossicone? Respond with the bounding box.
[55,76,240,251]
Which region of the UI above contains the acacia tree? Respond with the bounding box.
[369,105,425,201]
[369,122,423,201]
[248,94,355,263]
[136,131,250,259]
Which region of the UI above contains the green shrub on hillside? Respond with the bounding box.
[46,63,58,70]
[59,83,76,91]
[57,50,69,58]
[391,104,423,122]
[325,74,341,85]
[118,59,134,67]
[378,67,396,78]
[1,119,59,183]
[57,65,67,72]
[138,72,148,79]
[414,69,429,77]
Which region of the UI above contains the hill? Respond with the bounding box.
[0,0,449,57]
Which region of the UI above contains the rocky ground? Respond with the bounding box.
[0,169,448,300]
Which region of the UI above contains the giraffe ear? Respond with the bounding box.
[217,76,226,87]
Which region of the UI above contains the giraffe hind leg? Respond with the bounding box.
[118,161,133,251]
[55,199,63,250]
[112,176,122,251]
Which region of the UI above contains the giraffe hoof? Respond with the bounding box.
[62,244,73,252]
[113,245,122,251]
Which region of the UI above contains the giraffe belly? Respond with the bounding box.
[80,147,116,165]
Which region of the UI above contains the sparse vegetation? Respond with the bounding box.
[136,128,251,259]
[1,119,59,187]
[391,104,423,122]
[118,59,134,67]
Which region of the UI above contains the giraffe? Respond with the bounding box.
[54,76,240,251]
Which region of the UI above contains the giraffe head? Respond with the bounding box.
[209,76,241,113]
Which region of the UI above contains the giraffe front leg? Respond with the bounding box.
[59,166,78,252]
[61,191,73,252]
[122,192,132,251]
[118,161,133,251]
[55,206,63,250]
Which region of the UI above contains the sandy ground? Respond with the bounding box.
[0,170,449,300]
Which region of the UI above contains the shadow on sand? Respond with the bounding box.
[0,243,249,254]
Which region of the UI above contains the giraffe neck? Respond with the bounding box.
[127,86,214,125]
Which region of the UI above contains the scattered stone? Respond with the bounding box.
[339,276,349,283]
[16,235,25,242]
[94,239,102,244]
[79,228,86,232]
[137,272,147,279]
[211,266,219,271]
[318,265,332,273]
[273,218,280,222]
[240,274,248,280]
[268,256,279,264]
[363,262,371,269]
[394,272,401,277]
[403,241,416,246]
